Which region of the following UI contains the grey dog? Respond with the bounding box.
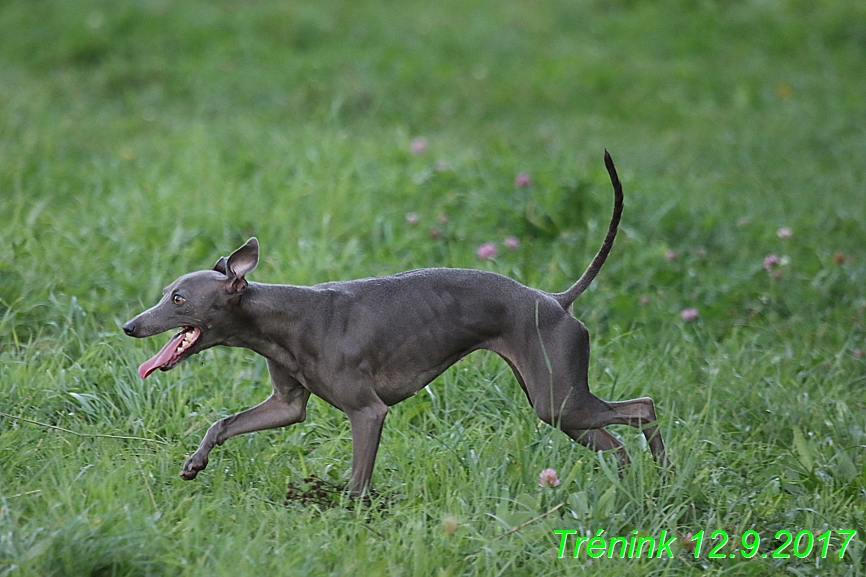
[123,151,668,495]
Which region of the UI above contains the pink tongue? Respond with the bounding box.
[138,331,186,379]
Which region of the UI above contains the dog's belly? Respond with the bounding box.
[370,343,482,406]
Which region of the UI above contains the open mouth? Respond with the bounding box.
[138,327,202,379]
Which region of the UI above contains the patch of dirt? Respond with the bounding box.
[284,475,392,511]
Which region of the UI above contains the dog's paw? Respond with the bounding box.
[180,456,207,480]
[179,468,199,480]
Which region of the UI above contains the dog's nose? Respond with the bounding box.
[123,320,137,336]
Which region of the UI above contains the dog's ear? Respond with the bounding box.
[213,256,228,275]
[225,237,259,294]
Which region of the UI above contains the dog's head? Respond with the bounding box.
[122,237,259,378]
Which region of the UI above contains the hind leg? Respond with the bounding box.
[553,393,668,468]
[570,428,631,468]
[531,386,665,468]
[552,393,668,466]
[596,397,668,468]
[508,316,667,468]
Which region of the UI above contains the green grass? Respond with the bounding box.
[1,0,866,575]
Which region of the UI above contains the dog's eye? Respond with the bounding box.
[172,294,185,305]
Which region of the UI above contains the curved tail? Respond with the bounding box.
[553,150,623,308]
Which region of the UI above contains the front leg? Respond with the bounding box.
[182,361,310,480]
[346,399,389,497]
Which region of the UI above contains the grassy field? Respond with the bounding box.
[1,0,865,575]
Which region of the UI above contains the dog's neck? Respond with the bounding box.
[227,281,326,374]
